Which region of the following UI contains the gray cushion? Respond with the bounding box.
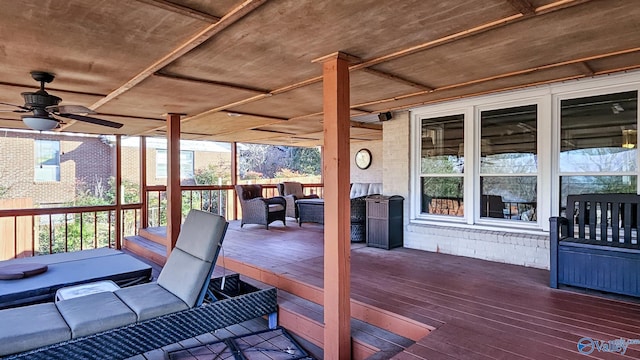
[115,282,189,321]
[283,182,304,197]
[0,303,71,356]
[173,209,227,262]
[157,210,226,307]
[350,183,370,198]
[56,292,136,338]
[368,183,382,195]
[158,247,213,307]
[268,203,285,212]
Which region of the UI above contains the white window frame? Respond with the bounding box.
[34,139,60,182]
[552,85,640,216]
[411,107,471,224]
[473,97,548,230]
[410,71,640,233]
[156,149,195,179]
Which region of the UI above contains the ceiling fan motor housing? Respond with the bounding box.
[21,90,61,109]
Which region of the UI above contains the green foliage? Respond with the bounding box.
[194,161,231,185]
[238,144,321,179]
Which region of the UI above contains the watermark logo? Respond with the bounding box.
[577,337,640,355]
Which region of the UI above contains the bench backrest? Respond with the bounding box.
[566,193,640,244]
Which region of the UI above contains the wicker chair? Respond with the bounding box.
[236,184,287,229]
[277,182,319,220]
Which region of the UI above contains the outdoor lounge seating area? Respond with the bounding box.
[277,181,319,220]
[0,210,278,359]
[0,248,152,309]
[235,184,287,229]
[295,182,382,242]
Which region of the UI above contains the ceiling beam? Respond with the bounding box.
[139,0,591,138]
[575,61,595,76]
[174,0,585,129]
[133,0,221,22]
[361,68,433,91]
[154,71,270,94]
[352,46,640,109]
[506,0,536,15]
[350,121,383,131]
[89,0,267,112]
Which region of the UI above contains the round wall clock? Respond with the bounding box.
[355,148,372,169]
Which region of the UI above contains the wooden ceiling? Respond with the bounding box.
[0,0,639,146]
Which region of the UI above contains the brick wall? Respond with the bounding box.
[0,131,111,206]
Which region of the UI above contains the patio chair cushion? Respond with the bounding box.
[0,302,71,356]
[115,282,189,321]
[368,183,382,195]
[157,210,227,307]
[56,291,137,338]
[282,182,304,198]
[269,203,285,212]
[350,183,371,198]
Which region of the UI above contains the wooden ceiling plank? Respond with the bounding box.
[362,68,433,91]
[506,0,535,15]
[351,46,640,109]
[133,0,221,22]
[351,0,585,71]
[89,0,268,112]
[154,71,270,94]
[178,0,586,127]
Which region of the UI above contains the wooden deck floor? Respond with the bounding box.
[130,221,640,359]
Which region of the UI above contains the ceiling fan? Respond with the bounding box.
[0,71,123,131]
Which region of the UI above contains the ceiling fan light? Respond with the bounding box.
[22,115,58,131]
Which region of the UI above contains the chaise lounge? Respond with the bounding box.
[0,210,277,359]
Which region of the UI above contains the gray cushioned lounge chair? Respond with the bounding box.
[0,210,278,359]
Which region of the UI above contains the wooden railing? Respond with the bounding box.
[145,183,324,228]
[0,183,324,260]
[0,204,141,260]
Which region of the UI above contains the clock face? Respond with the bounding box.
[355,149,372,169]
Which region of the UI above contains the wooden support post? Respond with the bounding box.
[315,51,353,360]
[115,135,122,250]
[140,136,148,229]
[232,142,238,221]
[166,113,183,256]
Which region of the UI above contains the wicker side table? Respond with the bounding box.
[296,198,324,226]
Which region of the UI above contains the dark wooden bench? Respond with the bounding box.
[550,193,640,297]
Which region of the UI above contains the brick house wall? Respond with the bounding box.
[0,131,112,206]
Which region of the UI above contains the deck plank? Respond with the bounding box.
[128,221,640,359]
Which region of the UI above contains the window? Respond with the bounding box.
[419,114,464,217]
[559,91,638,210]
[34,140,60,182]
[479,104,538,221]
[156,149,194,179]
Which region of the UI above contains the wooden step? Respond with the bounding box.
[123,235,166,267]
[277,289,416,360]
[221,254,433,342]
[138,226,167,245]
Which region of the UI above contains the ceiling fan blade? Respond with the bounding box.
[0,101,30,112]
[56,113,124,129]
[47,104,96,114]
